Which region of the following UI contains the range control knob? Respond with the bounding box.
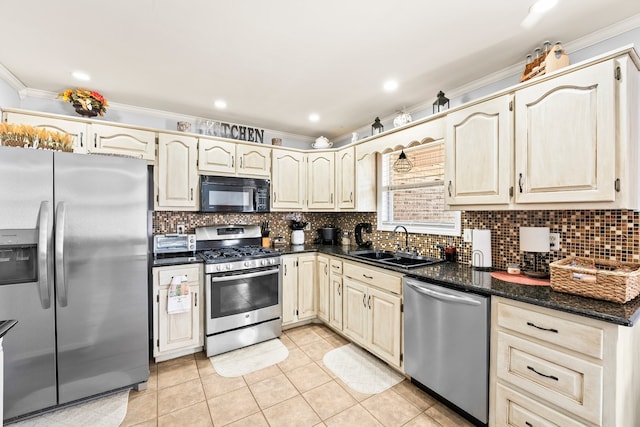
[261,259,267,266]
[216,265,222,272]
[226,264,232,270]
[269,258,275,265]
[244,261,251,267]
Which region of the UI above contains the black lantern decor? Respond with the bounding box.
[433,91,450,113]
[371,117,384,136]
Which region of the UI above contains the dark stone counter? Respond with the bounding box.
[278,244,640,327]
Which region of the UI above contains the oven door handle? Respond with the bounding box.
[209,268,278,282]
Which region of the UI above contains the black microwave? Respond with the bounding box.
[200,175,270,213]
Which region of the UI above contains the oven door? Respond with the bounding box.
[206,266,281,334]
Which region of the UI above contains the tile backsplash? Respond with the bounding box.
[153,209,639,270]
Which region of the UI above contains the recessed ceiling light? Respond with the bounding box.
[71,71,91,81]
[214,99,227,109]
[383,80,398,92]
[521,0,558,29]
[308,113,320,122]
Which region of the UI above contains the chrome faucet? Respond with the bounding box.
[393,225,409,252]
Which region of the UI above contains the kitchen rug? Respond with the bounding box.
[209,338,289,377]
[9,389,129,427]
[323,343,403,394]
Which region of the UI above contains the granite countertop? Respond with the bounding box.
[280,244,640,327]
[0,320,18,339]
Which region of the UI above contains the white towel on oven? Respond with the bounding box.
[167,275,191,314]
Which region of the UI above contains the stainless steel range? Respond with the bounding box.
[196,224,282,356]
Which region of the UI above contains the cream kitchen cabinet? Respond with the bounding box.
[336,147,355,209]
[355,146,377,212]
[342,261,402,367]
[89,123,156,161]
[155,133,198,211]
[445,95,513,207]
[329,258,344,330]
[3,110,89,153]
[152,264,203,362]
[317,255,330,322]
[307,151,335,210]
[490,296,640,427]
[198,138,271,178]
[271,149,306,210]
[281,254,317,326]
[447,50,639,210]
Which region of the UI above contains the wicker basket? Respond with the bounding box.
[550,257,640,303]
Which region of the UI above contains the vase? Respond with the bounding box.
[73,103,98,118]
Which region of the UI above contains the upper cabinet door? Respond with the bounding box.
[272,149,306,210]
[514,60,616,204]
[236,144,271,178]
[156,133,198,210]
[89,123,156,161]
[4,112,89,154]
[307,152,335,210]
[198,139,236,175]
[445,95,513,207]
[336,147,355,209]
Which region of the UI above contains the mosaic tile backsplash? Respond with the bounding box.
[153,209,640,271]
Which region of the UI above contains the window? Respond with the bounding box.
[377,142,460,236]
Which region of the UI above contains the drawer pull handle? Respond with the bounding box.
[368,295,371,309]
[525,422,533,427]
[363,274,373,280]
[363,294,367,308]
[526,321,558,333]
[527,365,559,381]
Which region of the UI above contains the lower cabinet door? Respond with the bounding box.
[368,287,401,367]
[342,277,368,344]
[329,274,343,330]
[158,287,200,354]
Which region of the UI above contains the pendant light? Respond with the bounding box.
[393,149,413,173]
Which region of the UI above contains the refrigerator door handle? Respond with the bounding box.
[37,200,51,309]
[55,201,68,307]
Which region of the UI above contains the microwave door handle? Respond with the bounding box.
[55,202,68,307]
[37,201,51,309]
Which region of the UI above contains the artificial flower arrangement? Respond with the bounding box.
[59,88,108,117]
[0,123,74,152]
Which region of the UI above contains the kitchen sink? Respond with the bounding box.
[348,250,442,269]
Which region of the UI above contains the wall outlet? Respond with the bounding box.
[463,229,473,243]
[304,222,311,231]
[549,232,560,250]
[176,224,185,234]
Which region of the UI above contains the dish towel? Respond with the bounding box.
[167,275,191,314]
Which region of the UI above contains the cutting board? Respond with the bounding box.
[491,271,550,286]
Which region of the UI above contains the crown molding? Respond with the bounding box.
[0,63,27,95]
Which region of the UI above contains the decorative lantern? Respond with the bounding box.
[371,117,384,136]
[393,149,413,173]
[433,91,450,114]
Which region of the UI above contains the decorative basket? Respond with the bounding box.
[550,257,640,303]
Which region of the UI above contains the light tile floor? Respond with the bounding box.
[120,324,475,427]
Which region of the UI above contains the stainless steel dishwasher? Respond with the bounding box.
[403,277,489,425]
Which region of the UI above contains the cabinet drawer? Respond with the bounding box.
[343,262,402,294]
[495,383,588,427]
[157,265,201,287]
[497,300,604,359]
[496,331,603,425]
[330,259,343,274]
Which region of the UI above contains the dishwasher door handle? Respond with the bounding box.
[407,282,481,306]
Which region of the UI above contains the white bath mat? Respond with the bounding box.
[210,338,289,377]
[323,344,403,394]
[9,389,129,427]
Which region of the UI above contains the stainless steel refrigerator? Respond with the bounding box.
[0,146,149,422]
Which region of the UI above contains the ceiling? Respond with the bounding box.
[2,0,640,139]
